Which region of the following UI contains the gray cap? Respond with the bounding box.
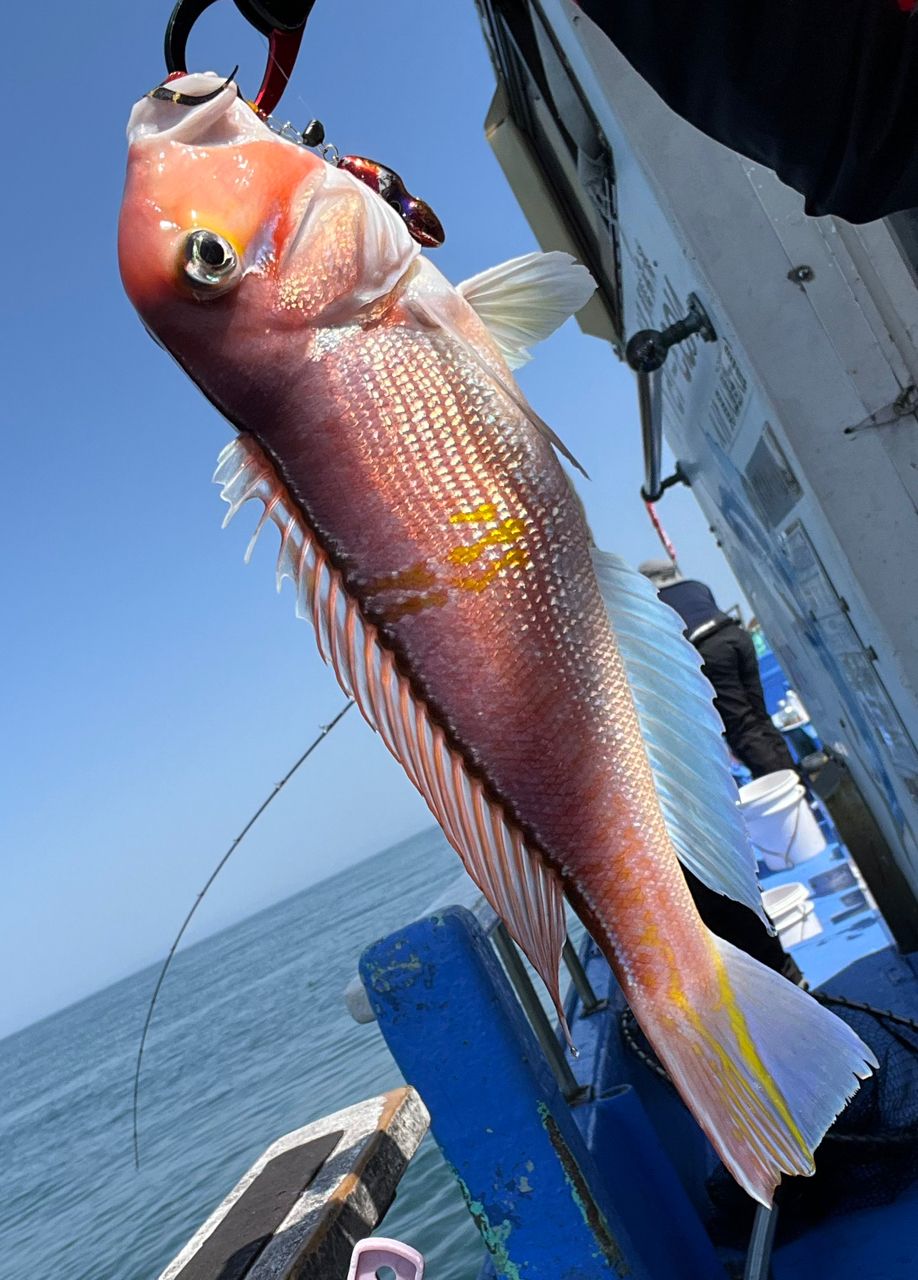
[638,558,683,588]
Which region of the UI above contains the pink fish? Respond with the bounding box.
[118,72,875,1205]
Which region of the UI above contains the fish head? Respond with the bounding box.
[118,72,419,414]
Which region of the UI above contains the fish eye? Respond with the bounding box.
[182,229,240,292]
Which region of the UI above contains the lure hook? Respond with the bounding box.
[160,0,446,247]
[163,0,316,117]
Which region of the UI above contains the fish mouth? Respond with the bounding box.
[125,70,272,149]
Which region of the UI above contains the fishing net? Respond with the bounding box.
[774,994,918,1222]
[621,991,918,1241]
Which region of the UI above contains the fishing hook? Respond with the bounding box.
[148,65,240,105]
[163,0,317,117]
[159,0,446,245]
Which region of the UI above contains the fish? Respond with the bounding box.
[118,71,876,1206]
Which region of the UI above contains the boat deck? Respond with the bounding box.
[758,835,894,987]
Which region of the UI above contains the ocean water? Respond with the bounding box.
[0,827,485,1279]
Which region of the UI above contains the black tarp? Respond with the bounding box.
[577,0,918,223]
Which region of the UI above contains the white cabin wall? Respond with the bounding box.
[481,0,918,893]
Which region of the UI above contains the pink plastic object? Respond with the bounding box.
[346,1236,425,1280]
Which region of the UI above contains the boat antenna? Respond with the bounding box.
[131,697,354,1170]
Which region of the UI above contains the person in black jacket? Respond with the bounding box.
[639,560,796,778]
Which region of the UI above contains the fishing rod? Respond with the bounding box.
[131,698,354,1170]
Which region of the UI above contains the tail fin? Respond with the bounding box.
[652,933,878,1206]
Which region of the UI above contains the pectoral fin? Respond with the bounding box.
[458,250,596,369]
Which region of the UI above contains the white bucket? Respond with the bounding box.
[739,769,827,872]
[762,882,822,947]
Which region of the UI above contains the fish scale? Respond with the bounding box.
[250,306,712,1028]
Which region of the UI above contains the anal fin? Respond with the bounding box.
[591,548,767,922]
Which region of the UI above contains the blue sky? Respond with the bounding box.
[1,0,745,1037]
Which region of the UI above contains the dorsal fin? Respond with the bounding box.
[214,435,572,1037]
[458,251,596,369]
[591,549,768,923]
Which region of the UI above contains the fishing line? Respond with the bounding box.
[259,30,308,117]
[131,697,354,1170]
[254,32,333,152]
[261,31,292,87]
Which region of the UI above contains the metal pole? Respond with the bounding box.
[625,294,716,504]
[637,371,664,502]
[743,1205,779,1280]
[561,938,606,1014]
[492,924,589,1104]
